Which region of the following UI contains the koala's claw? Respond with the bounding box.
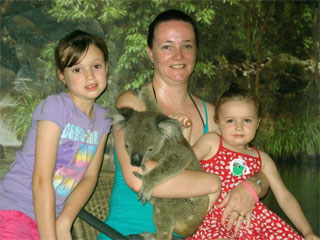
[140,232,156,240]
[137,185,153,205]
[133,171,142,179]
[141,164,148,174]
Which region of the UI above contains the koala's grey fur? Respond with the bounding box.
[108,87,209,240]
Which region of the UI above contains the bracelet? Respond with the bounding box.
[241,181,259,203]
[248,176,263,193]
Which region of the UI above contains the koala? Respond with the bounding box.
[108,87,209,240]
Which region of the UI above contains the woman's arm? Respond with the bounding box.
[114,124,220,198]
[261,152,317,239]
[55,133,109,239]
[217,163,270,233]
[114,91,220,198]
[33,120,61,240]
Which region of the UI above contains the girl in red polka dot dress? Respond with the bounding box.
[188,84,318,240]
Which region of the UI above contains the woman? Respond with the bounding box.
[98,9,269,239]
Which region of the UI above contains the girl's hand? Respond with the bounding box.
[169,113,192,128]
[169,113,192,142]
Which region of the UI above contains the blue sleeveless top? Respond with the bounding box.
[98,100,209,239]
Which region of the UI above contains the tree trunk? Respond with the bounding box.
[311,6,319,91]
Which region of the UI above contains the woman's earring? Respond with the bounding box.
[151,63,154,70]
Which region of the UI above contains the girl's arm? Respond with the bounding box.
[192,132,220,161]
[260,152,317,238]
[33,120,61,240]
[169,113,192,142]
[55,133,109,239]
[114,91,220,198]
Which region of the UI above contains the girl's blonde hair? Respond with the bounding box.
[215,83,260,123]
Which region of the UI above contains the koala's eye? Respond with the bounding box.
[125,143,129,149]
[147,147,153,152]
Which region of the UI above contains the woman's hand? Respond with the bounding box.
[217,183,256,233]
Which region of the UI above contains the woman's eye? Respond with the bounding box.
[184,44,193,49]
[226,119,233,123]
[94,64,102,69]
[244,119,252,123]
[162,45,171,50]
[72,68,81,73]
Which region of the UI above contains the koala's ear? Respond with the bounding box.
[117,107,135,120]
[139,86,162,113]
[106,107,134,126]
[156,115,182,140]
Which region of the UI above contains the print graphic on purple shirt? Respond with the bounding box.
[0,92,111,220]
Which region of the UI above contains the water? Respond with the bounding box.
[261,159,319,235]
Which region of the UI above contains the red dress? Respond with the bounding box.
[189,135,303,240]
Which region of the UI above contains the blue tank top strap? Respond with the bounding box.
[200,99,209,134]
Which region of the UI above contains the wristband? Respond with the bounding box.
[241,181,259,203]
[248,176,263,193]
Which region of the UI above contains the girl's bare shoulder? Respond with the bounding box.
[257,150,277,170]
[258,150,273,161]
[198,132,220,145]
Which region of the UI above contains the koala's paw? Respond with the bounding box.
[140,232,156,240]
[141,164,148,174]
[133,171,142,179]
[137,184,153,205]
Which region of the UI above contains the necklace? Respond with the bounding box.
[151,82,205,128]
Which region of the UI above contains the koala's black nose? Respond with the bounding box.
[131,153,142,167]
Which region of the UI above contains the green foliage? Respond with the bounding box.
[223,0,240,5]
[255,108,320,158]
[40,42,57,81]
[194,8,215,26]
[193,61,216,79]
[4,87,47,141]
[98,0,128,24]
[49,0,96,22]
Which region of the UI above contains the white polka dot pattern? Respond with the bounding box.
[186,137,303,240]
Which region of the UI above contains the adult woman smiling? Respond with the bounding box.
[98,9,269,239]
